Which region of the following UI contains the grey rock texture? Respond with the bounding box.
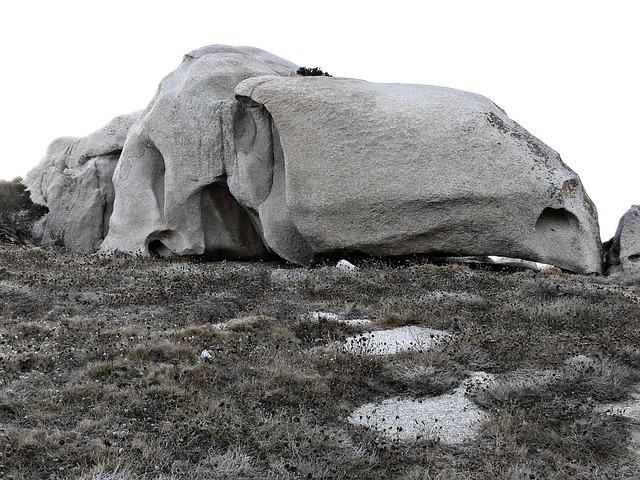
[235,76,602,273]
[23,112,141,250]
[99,45,297,259]
[605,206,640,275]
[26,45,603,273]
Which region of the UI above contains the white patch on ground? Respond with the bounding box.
[310,311,372,326]
[341,319,373,326]
[0,280,31,295]
[596,387,640,457]
[311,311,341,322]
[343,326,452,355]
[348,373,493,444]
[597,387,640,422]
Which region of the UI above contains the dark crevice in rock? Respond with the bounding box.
[148,238,174,258]
[200,182,270,260]
[535,207,579,233]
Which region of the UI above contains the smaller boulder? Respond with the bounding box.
[605,205,640,276]
[23,112,142,251]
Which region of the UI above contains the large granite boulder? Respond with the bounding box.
[234,76,602,273]
[605,206,640,276]
[98,45,296,260]
[23,112,141,250]
[26,45,603,273]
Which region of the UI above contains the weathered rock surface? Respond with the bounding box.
[98,45,297,259]
[605,206,640,276]
[235,76,602,273]
[25,45,603,273]
[23,112,141,250]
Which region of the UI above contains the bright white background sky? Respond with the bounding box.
[0,1,636,240]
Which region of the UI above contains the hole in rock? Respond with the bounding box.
[148,239,174,258]
[628,254,640,262]
[535,207,579,233]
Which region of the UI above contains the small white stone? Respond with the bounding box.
[200,349,213,359]
[336,259,357,272]
[310,311,373,326]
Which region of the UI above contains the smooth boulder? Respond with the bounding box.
[605,206,640,276]
[234,76,602,273]
[98,45,297,259]
[23,112,141,250]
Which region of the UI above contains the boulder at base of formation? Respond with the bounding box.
[605,205,640,276]
[23,112,141,251]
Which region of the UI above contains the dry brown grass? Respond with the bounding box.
[0,245,639,478]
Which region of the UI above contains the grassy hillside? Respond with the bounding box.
[1,243,639,479]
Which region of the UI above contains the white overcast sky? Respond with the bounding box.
[0,1,636,240]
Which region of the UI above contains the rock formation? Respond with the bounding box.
[23,112,141,250]
[24,45,603,273]
[234,76,601,273]
[605,205,640,276]
[98,45,296,260]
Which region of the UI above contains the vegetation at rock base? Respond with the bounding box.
[1,242,639,479]
[0,179,48,245]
